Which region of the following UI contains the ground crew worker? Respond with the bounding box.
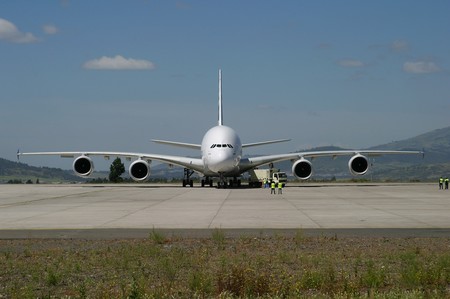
[263,178,267,188]
[445,177,449,190]
[270,181,276,194]
[278,182,283,194]
[439,177,444,190]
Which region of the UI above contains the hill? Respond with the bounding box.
[367,126,450,181]
[370,126,450,163]
[269,127,450,182]
[0,158,83,183]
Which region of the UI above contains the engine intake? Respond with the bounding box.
[73,156,94,177]
[348,154,369,176]
[292,158,313,180]
[129,159,150,181]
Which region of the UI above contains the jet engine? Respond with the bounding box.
[129,159,150,181]
[73,156,94,177]
[292,158,313,180]
[348,154,369,176]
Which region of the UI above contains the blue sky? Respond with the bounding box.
[1,1,449,170]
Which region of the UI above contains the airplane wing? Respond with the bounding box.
[151,138,291,150]
[18,151,205,174]
[240,149,423,172]
[151,140,201,150]
[242,139,291,148]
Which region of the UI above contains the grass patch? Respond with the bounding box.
[0,236,449,298]
[149,227,167,244]
[212,227,226,250]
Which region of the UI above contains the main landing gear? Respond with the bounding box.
[201,177,214,187]
[182,168,194,187]
[182,168,214,188]
[216,174,241,188]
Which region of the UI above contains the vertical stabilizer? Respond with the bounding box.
[218,69,223,126]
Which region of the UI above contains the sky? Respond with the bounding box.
[1,0,449,170]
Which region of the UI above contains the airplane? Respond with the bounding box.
[18,69,423,188]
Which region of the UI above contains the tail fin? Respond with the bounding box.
[218,69,223,126]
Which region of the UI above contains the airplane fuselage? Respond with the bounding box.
[201,125,242,176]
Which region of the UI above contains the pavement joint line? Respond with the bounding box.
[340,189,435,228]
[0,189,106,209]
[0,189,113,226]
[285,196,322,228]
[98,188,189,228]
[208,189,231,229]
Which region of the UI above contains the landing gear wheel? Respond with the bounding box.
[182,168,195,187]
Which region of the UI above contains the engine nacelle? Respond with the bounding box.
[292,158,313,180]
[73,156,94,177]
[348,154,369,176]
[129,159,150,181]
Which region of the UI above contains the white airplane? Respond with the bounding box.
[18,70,422,187]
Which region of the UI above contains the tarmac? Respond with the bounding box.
[0,183,449,238]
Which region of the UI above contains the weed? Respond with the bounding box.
[361,260,386,288]
[217,264,249,296]
[188,269,213,296]
[46,267,60,287]
[128,277,143,299]
[294,228,305,245]
[158,256,178,286]
[212,227,226,250]
[77,281,87,299]
[300,268,324,289]
[400,251,421,287]
[149,228,166,244]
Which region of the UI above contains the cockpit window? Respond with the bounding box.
[210,144,234,149]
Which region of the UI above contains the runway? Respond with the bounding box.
[0,183,449,238]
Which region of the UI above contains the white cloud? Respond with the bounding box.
[43,24,59,35]
[83,55,156,70]
[403,61,440,74]
[0,18,39,43]
[391,40,409,52]
[337,59,365,68]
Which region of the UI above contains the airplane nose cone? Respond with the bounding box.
[208,151,238,173]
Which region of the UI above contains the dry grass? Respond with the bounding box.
[1,231,450,298]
